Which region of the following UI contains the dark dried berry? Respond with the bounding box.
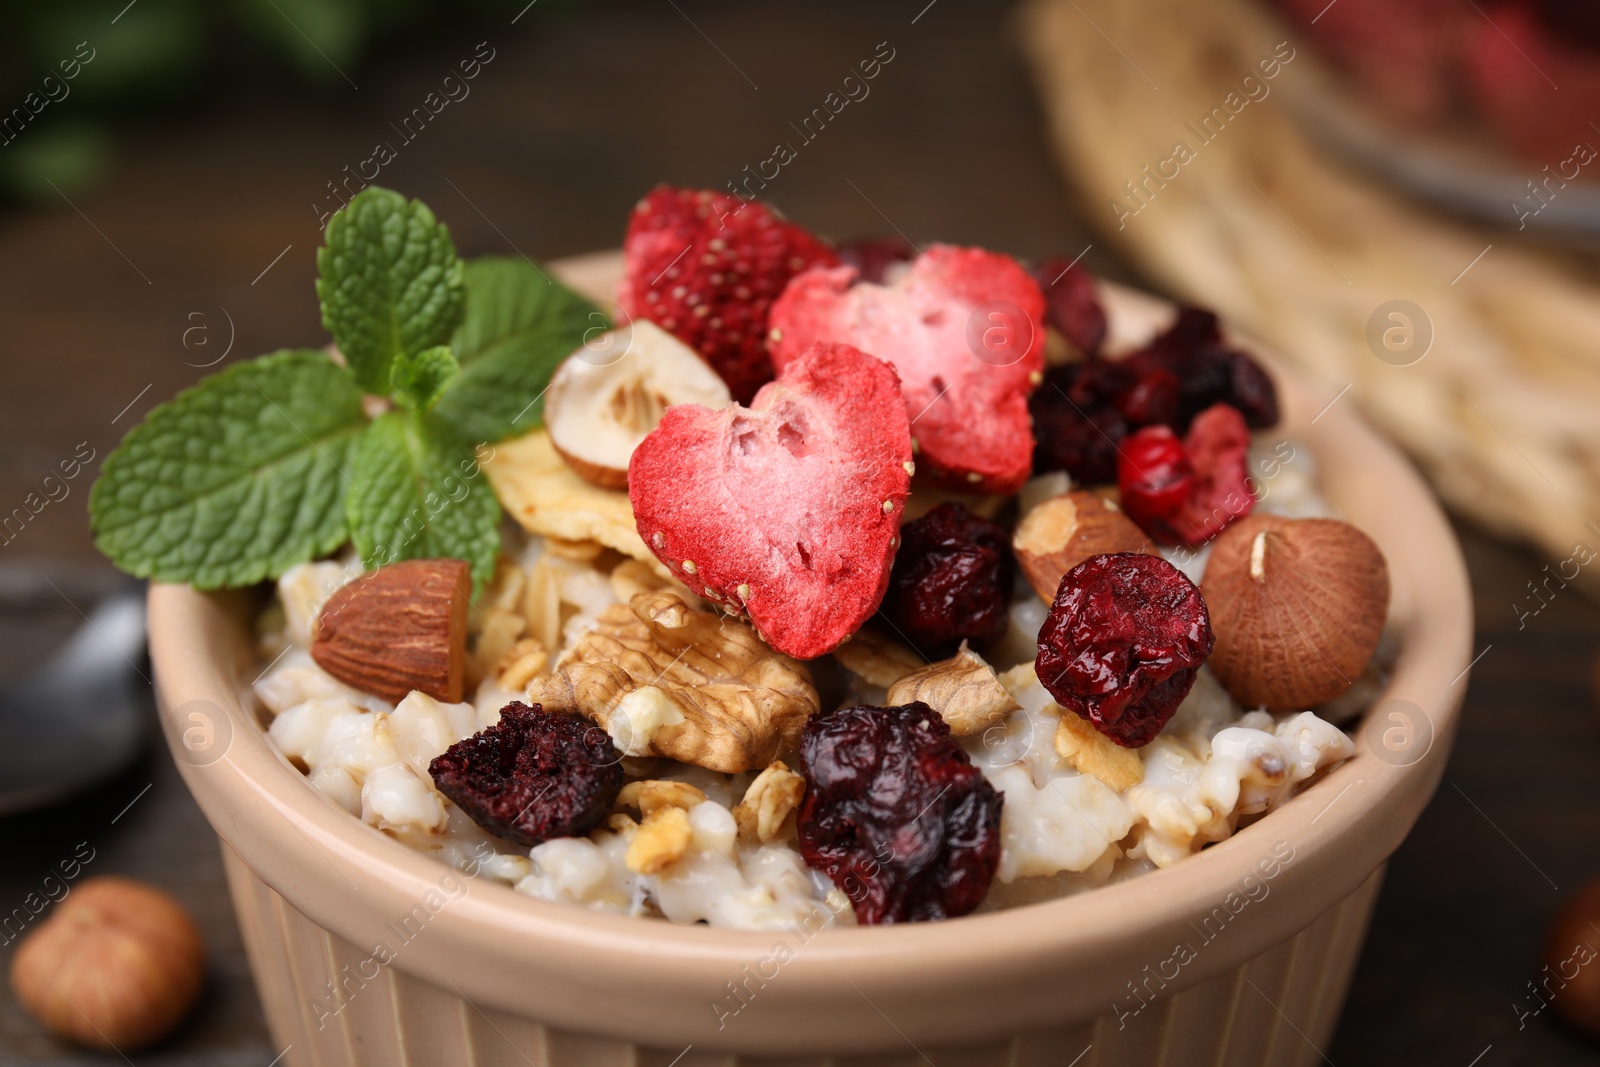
[797,702,1003,924]
[881,502,1015,655]
[1035,554,1214,747]
[1030,360,1132,484]
[1123,308,1279,431]
[429,702,622,847]
[835,236,916,284]
[1030,257,1108,356]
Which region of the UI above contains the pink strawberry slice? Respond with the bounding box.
[617,186,839,405]
[629,342,912,660]
[768,244,1046,495]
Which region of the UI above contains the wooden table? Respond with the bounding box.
[1,1,1596,1063]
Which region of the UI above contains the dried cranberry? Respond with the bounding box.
[1118,425,1194,539]
[1123,308,1279,431]
[835,236,916,284]
[1172,403,1254,546]
[1030,257,1107,356]
[880,502,1015,655]
[1030,360,1132,484]
[429,702,622,847]
[796,702,1003,924]
[1118,404,1255,547]
[1035,554,1213,747]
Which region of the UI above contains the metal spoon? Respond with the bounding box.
[0,586,149,815]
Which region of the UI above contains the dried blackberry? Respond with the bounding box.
[1035,554,1214,747]
[1030,256,1108,356]
[796,702,1003,924]
[1123,307,1280,431]
[1029,360,1132,485]
[428,702,622,847]
[880,502,1015,655]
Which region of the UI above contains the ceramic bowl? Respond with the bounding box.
[150,252,1473,1067]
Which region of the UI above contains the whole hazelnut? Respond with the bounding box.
[1544,877,1600,1037]
[1013,491,1157,601]
[10,876,205,1051]
[1201,514,1389,710]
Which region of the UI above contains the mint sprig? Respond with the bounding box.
[90,185,599,594]
[88,350,366,588]
[315,188,467,396]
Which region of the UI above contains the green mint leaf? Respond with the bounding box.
[316,187,466,396]
[345,412,500,593]
[89,350,366,588]
[430,256,604,444]
[391,345,459,411]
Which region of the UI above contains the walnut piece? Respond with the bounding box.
[617,779,708,816]
[830,627,925,688]
[885,643,1020,737]
[733,762,806,844]
[625,806,693,874]
[1055,708,1145,792]
[526,590,819,772]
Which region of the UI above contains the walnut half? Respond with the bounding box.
[525,591,818,773]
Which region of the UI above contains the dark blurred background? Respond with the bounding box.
[1,1,1597,1064]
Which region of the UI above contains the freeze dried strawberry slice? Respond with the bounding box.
[629,341,912,659]
[769,244,1046,495]
[618,186,839,404]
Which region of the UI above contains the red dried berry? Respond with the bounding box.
[1035,554,1214,747]
[428,702,622,847]
[797,702,1003,924]
[880,502,1015,656]
[1118,425,1194,538]
[1174,403,1255,546]
[835,236,916,284]
[1030,256,1107,357]
[618,186,839,403]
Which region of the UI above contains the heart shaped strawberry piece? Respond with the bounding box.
[618,186,839,405]
[629,342,912,659]
[768,244,1046,495]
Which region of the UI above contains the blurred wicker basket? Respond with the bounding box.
[1019,0,1600,596]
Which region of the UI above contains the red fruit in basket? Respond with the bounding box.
[1030,256,1107,357]
[1273,0,1458,125]
[879,502,1015,656]
[618,186,839,403]
[629,341,912,659]
[1463,1,1600,163]
[769,244,1046,495]
[1035,554,1214,747]
[797,702,1003,924]
[835,236,916,284]
[429,702,622,847]
[1120,404,1255,547]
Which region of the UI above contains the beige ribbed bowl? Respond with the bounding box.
[150,253,1473,1067]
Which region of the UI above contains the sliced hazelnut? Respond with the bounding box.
[1201,514,1390,710]
[10,877,205,1051]
[545,320,731,489]
[1013,491,1157,601]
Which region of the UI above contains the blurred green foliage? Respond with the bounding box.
[0,0,575,203]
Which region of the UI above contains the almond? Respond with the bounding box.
[1201,515,1389,710]
[1012,491,1156,601]
[311,559,470,704]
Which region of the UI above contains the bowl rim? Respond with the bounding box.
[149,252,1475,1054]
